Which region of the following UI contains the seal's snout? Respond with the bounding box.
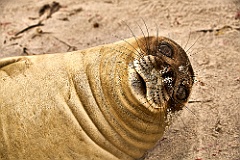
[132,55,174,111]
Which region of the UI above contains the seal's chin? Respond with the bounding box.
[143,75,170,112]
[133,69,170,113]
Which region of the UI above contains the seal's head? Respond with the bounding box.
[129,36,194,113]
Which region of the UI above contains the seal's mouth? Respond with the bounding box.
[136,73,147,95]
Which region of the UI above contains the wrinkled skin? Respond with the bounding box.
[0,36,194,160]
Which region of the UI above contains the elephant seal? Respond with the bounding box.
[0,36,194,159]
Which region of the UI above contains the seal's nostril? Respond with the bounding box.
[162,70,175,89]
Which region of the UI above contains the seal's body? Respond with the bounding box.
[0,36,194,159]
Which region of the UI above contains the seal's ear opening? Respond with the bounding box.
[161,68,175,97]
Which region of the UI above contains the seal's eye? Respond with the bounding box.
[158,42,173,58]
[176,85,189,100]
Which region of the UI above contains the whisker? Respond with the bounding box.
[186,47,197,55]
[121,21,145,57]
[113,35,142,59]
[193,72,219,80]
[136,22,149,55]
[167,92,197,118]
[188,47,204,57]
[188,100,213,103]
[141,18,151,54]
[184,105,198,118]
[110,46,135,60]
[185,36,201,53]
[184,30,191,50]
[179,115,188,128]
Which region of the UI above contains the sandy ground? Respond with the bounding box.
[0,0,240,160]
